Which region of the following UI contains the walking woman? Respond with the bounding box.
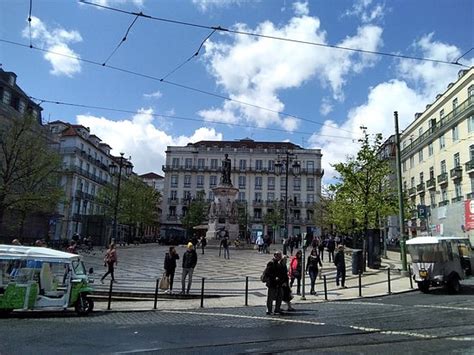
[289,250,302,295]
[164,246,180,293]
[101,243,117,284]
[306,248,323,295]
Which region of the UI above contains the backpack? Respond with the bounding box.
[260,268,269,283]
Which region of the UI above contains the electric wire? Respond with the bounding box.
[79,0,470,69]
[0,38,356,135]
[454,47,474,64]
[102,13,140,66]
[28,0,33,48]
[29,96,357,141]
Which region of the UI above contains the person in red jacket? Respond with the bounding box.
[289,250,302,295]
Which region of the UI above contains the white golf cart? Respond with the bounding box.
[0,244,94,315]
[407,236,473,293]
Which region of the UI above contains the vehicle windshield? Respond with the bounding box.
[408,244,448,263]
[72,260,86,276]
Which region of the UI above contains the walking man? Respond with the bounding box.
[200,235,207,255]
[220,235,230,259]
[334,245,347,288]
[262,251,287,315]
[181,242,198,294]
[164,246,179,293]
[327,236,336,262]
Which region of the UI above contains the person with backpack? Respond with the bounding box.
[261,251,287,315]
[164,246,179,293]
[306,248,323,295]
[289,250,302,295]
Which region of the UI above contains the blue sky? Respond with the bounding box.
[1,0,473,182]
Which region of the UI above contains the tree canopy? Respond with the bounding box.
[181,190,208,233]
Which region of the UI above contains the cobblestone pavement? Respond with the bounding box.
[80,243,413,311]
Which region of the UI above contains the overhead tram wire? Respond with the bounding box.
[80,0,469,68]
[28,0,33,48]
[1,38,356,135]
[29,96,356,141]
[102,13,141,66]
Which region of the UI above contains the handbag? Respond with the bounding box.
[159,273,170,290]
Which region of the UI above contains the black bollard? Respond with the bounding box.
[358,272,362,297]
[387,268,391,294]
[323,275,328,301]
[107,279,113,310]
[245,276,249,306]
[408,264,414,289]
[154,278,159,310]
[200,277,205,308]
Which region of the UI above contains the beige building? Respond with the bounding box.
[160,139,324,241]
[400,67,474,240]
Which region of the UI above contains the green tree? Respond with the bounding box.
[330,128,398,269]
[263,202,283,242]
[0,115,63,235]
[181,190,208,234]
[237,204,249,239]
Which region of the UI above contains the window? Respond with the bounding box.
[454,153,460,167]
[238,176,246,189]
[402,161,407,172]
[471,177,474,194]
[409,156,414,168]
[170,190,177,200]
[441,160,446,174]
[294,177,301,191]
[468,116,474,133]
[307,194,314,203]
[280,192,287,200]
[210,159,218,169]
[18,100,26,114]
[439,134,445,149]
[420,195,425,205]
[183,190,192,200]
[268,176,275,190]
[418,127,423,137]
[2,90,11,105]
[293,194,300,203]
[470,144,474,160]
[209,191,214,200]
[197,158,205,169]
[452,125,459,141]
[452,97,458,111]
[170,175,178,188]
[419,172,424,184]
[185,158,192,169]
[429,167,434,179]
[430,190,436,206]
[429,118,436,132]
[469,85,474,98]
[255,192,262,202]
[280,177,286,189]
[440,109,445,119]
[306,161,314,173]
[402,141,407,150]
[239,159,247,170]
[307,178,314,191]
[455,182,462,198]
[428,143,434,156]
[172,158,179,168]
[410,177,415,188]
[268,160,275,172]
[255,176,262,190]
[255,160,263,171]
[238,192,245,201]
[196,175,204,188]
[210,175,217,187]
[267,192,275,201]
[184,175,191,188]
[441,188,447,202]
[418,149,423,162]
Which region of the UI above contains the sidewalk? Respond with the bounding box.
[81,244,414,312]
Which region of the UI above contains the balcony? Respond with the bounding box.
[450,166,463,180]
[166,215,178,221]
[305,201,315,207]
[438,200,449,207]
[451,196,463,203]
[168,198,179,205]
[416,183,425,192]
[426,178,436,189]
[252,200,264,207]
[467,192,474,199]
[408,187,417,196]
[437,173,448,185]
[466,159,474,174]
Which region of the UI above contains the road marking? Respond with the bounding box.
[161,310,325,326]
[333,301,403,307]
[414,304,474,311]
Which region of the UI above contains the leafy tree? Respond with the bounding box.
[237,204,250,238]
[0,115,63,234]
[263,202,284,241]
[181,190,208,234]
[329,128,398,269]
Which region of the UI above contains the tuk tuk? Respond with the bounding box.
[0,244,94,315]
[406,236,473,293]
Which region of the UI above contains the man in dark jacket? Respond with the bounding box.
[334,245,347,288]
[263,251,287,315]
[164,246,179,293]
[181,242,198,294]
[327,236,336,262]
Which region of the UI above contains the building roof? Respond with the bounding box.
[139,172,164,179]
[187,138,302,150]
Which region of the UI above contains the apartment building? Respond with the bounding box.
[400,67,474,240]
[161,138,324,241]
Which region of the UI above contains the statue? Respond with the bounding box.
[221,153,232,185]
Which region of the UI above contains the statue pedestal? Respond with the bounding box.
[206,184,239,240]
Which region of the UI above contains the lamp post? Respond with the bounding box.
[109,153,132,245]
[274,151,301,243]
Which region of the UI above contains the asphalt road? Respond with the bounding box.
[1,285,473,354]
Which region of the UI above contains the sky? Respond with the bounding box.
[1,0,473,183]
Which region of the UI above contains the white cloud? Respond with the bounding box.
[344,0,385,23]
[86,0,144,7]
[22,16,82,77]
[192,0,250,12]
[320,98,333,116]
[76,108,223,174]
[308,35,472,184]
[143,90,163,99]
[200,5,383,131]
[292,1,309,16]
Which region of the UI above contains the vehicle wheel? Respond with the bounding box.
[447,275,461,294]
[417,281,430,293]
[75,295,93,315]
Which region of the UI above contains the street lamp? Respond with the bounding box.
[274,151,301,243]
[109,153,132,245]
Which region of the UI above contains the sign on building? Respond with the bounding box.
[465,199,474,231]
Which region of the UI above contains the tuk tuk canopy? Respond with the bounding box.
[0,245,81,263]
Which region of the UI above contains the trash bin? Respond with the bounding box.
[352,249,363,275]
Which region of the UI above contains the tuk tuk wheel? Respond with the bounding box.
[75,295,94,315]
[446,275,461,294]
[417,281,430,293]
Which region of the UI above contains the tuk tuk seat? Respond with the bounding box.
[40,263,64,297]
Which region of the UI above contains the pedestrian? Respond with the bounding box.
[296,234,302,249]
[306,248,322,295]
[289,250,302,295]
[100,243,117,284]
[181,242,198,294]
[280,255,295,311]
[200,235,207,255]
[262,251,286,315]
[220,235,230,259]
[11,239,21,245]
[282,237,288,256]
[164,246,179,293]
[334,245,347,288]
[318,237,325,261]
[289,235,295,255]
[256,235,264,254]
[327,236,336,262]
[67,241,77,254]
[191,234,199,248]
[335,235,341,247]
